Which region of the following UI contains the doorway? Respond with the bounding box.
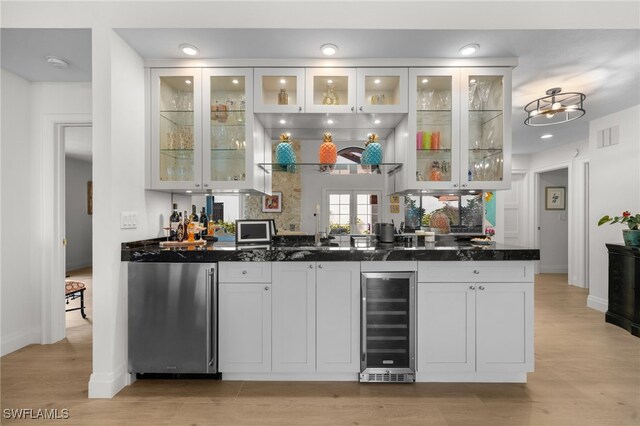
[538,168,569,274]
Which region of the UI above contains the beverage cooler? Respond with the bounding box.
[360,272,416,383]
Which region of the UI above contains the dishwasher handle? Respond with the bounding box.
[206,267,218,372]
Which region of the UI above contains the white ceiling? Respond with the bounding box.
[2,27,638,154]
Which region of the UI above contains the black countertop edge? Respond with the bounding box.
[122,242,540,262]
[606,243,640,256]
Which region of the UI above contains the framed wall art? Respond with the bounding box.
[87,181,93,215]
[545,187,566,210]
[262,192,282,213]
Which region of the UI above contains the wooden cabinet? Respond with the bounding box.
[316,262,360,372]
[218,282,271,373]
[395,67,511,193]
[606,244,640,337]
[149,68,267,192]
[271,262,316,372]
[417,261,534,378]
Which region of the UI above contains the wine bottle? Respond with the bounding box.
[190,205,198,223]
[199,207,208,238]
[169,203,180,241]
[176,212,185,242]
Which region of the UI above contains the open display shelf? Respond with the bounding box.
[257,162,402,175]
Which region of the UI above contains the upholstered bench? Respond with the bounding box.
[65,280,87,318]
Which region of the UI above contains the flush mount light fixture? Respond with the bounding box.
[524,87,586,126]
[326,119,334,124]
[179,44,199,56]
[46,56,69,67]
[540,134,554,139]
[373,119,381,124]
[459,44,479,56]
[186,190,193,194]
[320,43,338,56]
[279,119,286,124]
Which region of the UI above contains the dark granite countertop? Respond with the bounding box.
[121,236,540,262]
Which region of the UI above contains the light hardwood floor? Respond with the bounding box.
[1,272,638,425]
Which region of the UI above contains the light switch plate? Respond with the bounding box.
[120,211,138,229]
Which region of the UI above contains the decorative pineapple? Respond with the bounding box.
[275,133,296,167]
[361,133,383,166]
[319,132,337,164]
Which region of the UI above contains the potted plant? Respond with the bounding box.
[598,211,640,247]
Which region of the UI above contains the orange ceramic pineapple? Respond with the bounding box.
[319,132,337,164]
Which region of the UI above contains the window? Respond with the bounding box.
[327,190,380,234]
[404,194,483,233]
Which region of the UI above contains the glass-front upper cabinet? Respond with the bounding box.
[408,68,461,190]
[202,68,255,189]
[461,68,511,190]
[254,68,305,113]
[150,68,203,190]
[356,68,408,113]
[305,68,357,113]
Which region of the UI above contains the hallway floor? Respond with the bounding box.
[1,273,638,425]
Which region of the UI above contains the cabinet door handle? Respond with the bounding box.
[473,270,480,274]
[298,106,302,112]
[309,264,314,269]
[195,183,200,187]
[359,106,363,112]
[318,264,323,269]
[204,184,209,188]
[462,184,467,188]
[242,270,248,275]
[264,286,269,291]
[351,106,355,112]
[479,286,485,290]
[453,184,459,188]
[469,285,476,290]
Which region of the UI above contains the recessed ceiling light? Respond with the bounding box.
[280,78,286,84]
[374,119,381,124]
[232,79,239,85]
[186,190,193,194]
[374,79,381,84]
[540,134,554,139]
[286,132,291,137]
[320,43,338,56]
[279,119,286,124]
[179,44,199,56]
[45,56,69,67]
[470,79,477,83]
[185,79,192,85]
[327,79,333,84]
[421,78,428,84]
[327,119,334,124]
[459,43,479,56]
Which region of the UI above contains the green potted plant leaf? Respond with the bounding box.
[598,211,640,247]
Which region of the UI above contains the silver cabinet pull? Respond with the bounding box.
[469,285,476,290]
[308,264,314,269]
[264,286,269,291]
[195,183,200,187]
[462,184,468,188]
[351,106,355,112]
[473,270,480,274]
[242,270,247,275]
[479,286,485,290]
[453,184,459,188]
[298,106,302,112]
[318,264,323,269]
[359,106,363,112]
[204,184,209,188]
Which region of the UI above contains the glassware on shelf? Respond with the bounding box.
[476,80,492,110]
[418,89,434,110]
[469,80,478,110]
[429,161,442,181]
[278,88,289,105]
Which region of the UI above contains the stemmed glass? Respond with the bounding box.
[476,81,492,110]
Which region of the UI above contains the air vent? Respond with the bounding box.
[359,373,415,383]
[597,125,620,149]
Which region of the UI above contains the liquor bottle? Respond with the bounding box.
[190,205,198,223]
[207,214,216,236]
[169,203,180,241]
[199,207,208,238]
[176,212,185,242]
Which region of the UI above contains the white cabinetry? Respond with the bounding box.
[305,68,357,113]
[272,262,316,372]
[417,261,534,382]
[254,68,305,113]
[356,68,408,114]
[218,262,272,373]
[149,68,267,193]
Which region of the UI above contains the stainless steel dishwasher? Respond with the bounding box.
[360,272,416,383]
[128,262,217,375]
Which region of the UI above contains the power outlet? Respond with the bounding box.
[120,211,138,229]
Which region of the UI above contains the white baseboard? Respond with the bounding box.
[1,327,40,357]
[587,295,608,313]
[222,372,358,381]
[88,366,127,398]
[416,372,527,383]
[540,265,568,274]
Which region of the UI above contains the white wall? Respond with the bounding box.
[539,168,569,273]
[1,69,39,356]
[65,157,93,270]
[588,105,640,312]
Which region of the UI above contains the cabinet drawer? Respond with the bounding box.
[418,261,532,283]
[219,262,272,283]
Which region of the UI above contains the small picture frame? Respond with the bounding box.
[390,195,400,204]
[545,186,566,210]
[390,204,400,214]
[262,192,282,213]
[87,181,93,215]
